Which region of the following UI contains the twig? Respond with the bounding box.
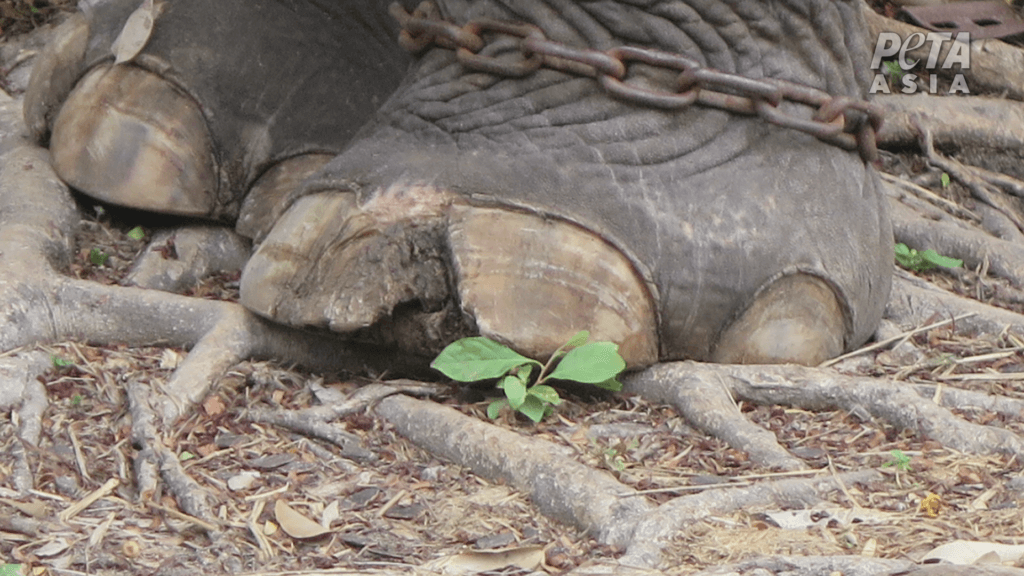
[59,478,119,523]
[879,171,979,223]
[820,313,974,367]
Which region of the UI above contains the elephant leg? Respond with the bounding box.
[26,0,408,222]
[711,274,846,365]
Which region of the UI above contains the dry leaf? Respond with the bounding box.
[922,540,1024,565]
[203,395,226,417]
[423,545,544,574]
[321,500,340,528]
[227,471,260,492]
[34,538,70,557]
[274,500,330,539]
[0,498,48,518]
[158,348,183,370]
[112,0,156,64]
[861,537,878,558]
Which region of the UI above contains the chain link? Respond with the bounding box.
[389,2,883,162]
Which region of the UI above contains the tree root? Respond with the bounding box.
[876,94,1024,151]
[619,364,807,472]
[619,469,882,568]
[373,394,655,549]
[887,270,1024,337]
[625,362,1024,458]
[0,351,51,492]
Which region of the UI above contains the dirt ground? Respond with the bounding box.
[2,2,1024,576]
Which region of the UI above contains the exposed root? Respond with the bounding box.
[125,376,218,525]
[889,200,1024,287]
[373,394,656,548]
[621,367,807,471]
[0,351,51,492]
[629,362,1024,458]
[689,555,914,576]
[876,94,1024,151]
[246,407,377,462]
[913,115,1024,235]
[620,470,882,569]
[125,226,250,293]
[887,271,1024,337]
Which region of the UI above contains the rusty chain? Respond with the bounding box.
[389,2,883,163]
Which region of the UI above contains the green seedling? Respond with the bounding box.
[51,355,73,368]
[0,564,22,576]
[89,247,109,267]
[894,243,962,272]
[432,331,625,423]
[127,226,146,241]
[882,449,912,472]
[940,173,950,188]
[883,60,906,83]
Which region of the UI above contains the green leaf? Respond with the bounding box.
[503,374,527,409]
[940,173,950,188]
[920,249,962,269]
[127,226,145,240]
[431,337,540,382]
[592,377,623,392]
[0,564,23,576]
[528,384,562,406]
[564,330,590,349]
[179,451,195,462]
[89,248,109,267]
[883,60,905,81]
[548,341,625,384]
[486,399,507,420]
[517,395,547,423]
[51,355,73,368]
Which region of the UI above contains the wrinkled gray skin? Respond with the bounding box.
[29,0,892,363]
[301,0,892,360]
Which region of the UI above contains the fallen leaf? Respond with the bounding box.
[274,500,330,539]
[321,500,340,528]
[33,538,70,558]
[202,395,226,417]
[922,540,1024,565]
[158,349,183,370]
[111,0,156,64]
[227,471,260,492]
[0,498,48,518]
[423,545,544,574]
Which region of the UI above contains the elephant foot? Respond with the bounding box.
[50,64,219,217]
[711,274,846,365]
[240,189,660,365]
[26,0,410,222]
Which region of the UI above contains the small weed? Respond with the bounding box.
[882,449,912,472]
[432,331,625,423]
[89,247,109,267]
[127,226,146,241]
[883,60,906,83]
[894,243,962,272]
[50,354,73,368]
[940,173,950,188]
